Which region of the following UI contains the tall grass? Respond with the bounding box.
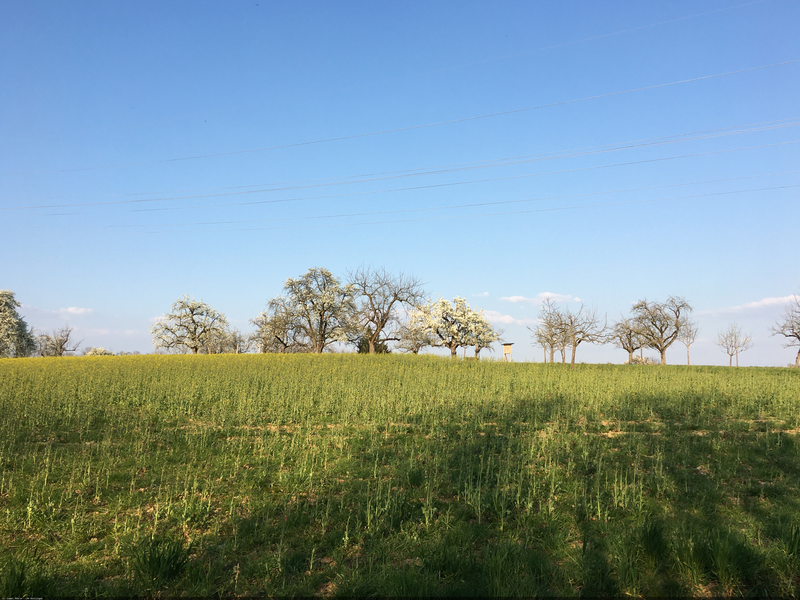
[0,354,799,595]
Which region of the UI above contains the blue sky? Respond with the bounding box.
[1,0,798,365]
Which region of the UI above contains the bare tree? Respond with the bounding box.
[150,296,229,354]
[528,299,601,365]
[715,322,753,366]
[531,325,551,362]
[560,304,606,367]
[631,296,692,366]
[527,298,562,363]
[677,318,699,366]
[348,267,425,354]
[38,326,82,357]
[771,294,800,367]
[609,317,644,363]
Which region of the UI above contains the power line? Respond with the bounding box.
[47,139,798,217]
[199,184,800,233]
[13,122,800,212]
[32,58,799,175]
[26,115,796,206]
[92,171,800,229]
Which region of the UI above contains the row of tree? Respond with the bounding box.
[0,292,91,357]
[2,280,800,365]
[150,267,500,358]
[529,295,763,367]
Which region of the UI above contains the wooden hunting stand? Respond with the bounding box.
[502,343,514,362]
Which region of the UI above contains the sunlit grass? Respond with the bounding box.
[1,354,799,595]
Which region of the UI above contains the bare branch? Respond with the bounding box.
[348,267,425,354]
[715,322,753,367]
[677,317,699,366]
[529,299,604,365]
[631,296,692,366]
[37,326,82,357]
[560,304,606,367]
[771,294,800,367]
[609,316,644,364]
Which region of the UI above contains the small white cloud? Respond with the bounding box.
[20,304,93,319]
[501,292,581,304]
[697,295,798,317]
[501,295,530,304]
[483,310,537,326]
[473,292,489,297]
[61,307,93,316]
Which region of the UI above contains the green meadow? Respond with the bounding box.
[1,354,799,596]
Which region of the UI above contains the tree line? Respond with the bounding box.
[2,279,800,366]
[531,295,784,367]
[150,267,500,358]
[0,293,85,358]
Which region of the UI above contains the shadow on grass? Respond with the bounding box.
[32,382,797,597]
[167,390,800,596]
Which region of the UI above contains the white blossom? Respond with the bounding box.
[0,290,35,358]
[410,296,499,357]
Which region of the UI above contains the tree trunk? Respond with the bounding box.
[795,347,800,367]
[450,346,458,357]
[660,349,667,365]
[628,350,634,363]
[475,346,481,359]
[560,348,566,363]
[729,354,733,367]
[570,346,577,367]
[686,346,690,366]
[736,352,739,367]
[368,338,375,354]
[549,348,555,363]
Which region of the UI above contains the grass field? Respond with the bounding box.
[1,354,799,596]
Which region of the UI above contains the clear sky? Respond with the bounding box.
[2,0,798,365]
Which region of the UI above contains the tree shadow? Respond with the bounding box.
[116,384,800,597]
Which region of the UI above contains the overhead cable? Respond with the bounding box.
[25,115,796,205]
[147,183,800,233]
[90,171,800,229]
[33,58,800,175]
[13,125,800,212]
[51,139,800,216]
